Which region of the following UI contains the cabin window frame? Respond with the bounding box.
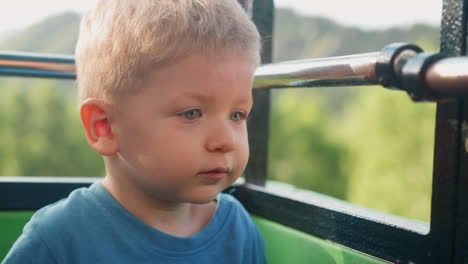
[2,0,468,263]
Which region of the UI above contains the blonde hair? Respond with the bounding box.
[75,0,261,103]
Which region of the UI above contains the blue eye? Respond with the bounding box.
[181,109,201,120]
[230,112,245,122]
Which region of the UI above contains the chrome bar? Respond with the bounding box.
[253,52,380,88]
[2,49,468,98]
[0,51,75,79]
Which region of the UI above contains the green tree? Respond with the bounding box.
[268,90,348,199]
[336,87,435,221]
[0,79,104,177]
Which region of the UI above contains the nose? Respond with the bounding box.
[205,121,236,153]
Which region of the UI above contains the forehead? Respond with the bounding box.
[141,53,256,101]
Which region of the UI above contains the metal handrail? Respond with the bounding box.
[0,52,75,79]
[1,43,468,101]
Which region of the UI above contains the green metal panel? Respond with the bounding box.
[0,211,34,261]
[252,216,392,264]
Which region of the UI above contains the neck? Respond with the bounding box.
[102,171,215,237]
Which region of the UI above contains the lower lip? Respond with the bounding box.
[199,172,227,180]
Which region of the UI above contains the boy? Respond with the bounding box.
[3,0,266,263]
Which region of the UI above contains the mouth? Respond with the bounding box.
[199,167,231,180]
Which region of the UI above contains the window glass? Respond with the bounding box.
[268,0,442,222]
[0,0,443,222]
[0,2,101,177]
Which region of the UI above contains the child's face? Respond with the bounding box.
[112,53,255,204]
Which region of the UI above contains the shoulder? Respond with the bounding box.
[29,186,97,233]
[2,226,56,263]
[9,186,101,253]
[3,186,96,263]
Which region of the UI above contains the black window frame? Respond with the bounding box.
[2,0,468,263]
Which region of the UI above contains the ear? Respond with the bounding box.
[80,98,119,156]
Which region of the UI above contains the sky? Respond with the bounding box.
[0,0,443,34]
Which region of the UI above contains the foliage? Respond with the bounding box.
[268,86,435,221]
[0,79,104,176]
[337,87,435,221]
[268,90,348,199]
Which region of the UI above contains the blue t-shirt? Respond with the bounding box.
[3,182,267,263]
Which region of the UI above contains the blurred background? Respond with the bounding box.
[0,0,442,222]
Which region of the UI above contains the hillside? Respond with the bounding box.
[0,8,439,59]
[273,8,439,61]
[0,12,80,54]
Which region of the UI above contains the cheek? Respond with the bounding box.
[115,115,149,147]
[116,121,165,171]
[132,129,199,170]
[236,131,250,169]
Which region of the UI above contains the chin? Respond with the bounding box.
[189,199,215,205]
[184,190,220,204]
